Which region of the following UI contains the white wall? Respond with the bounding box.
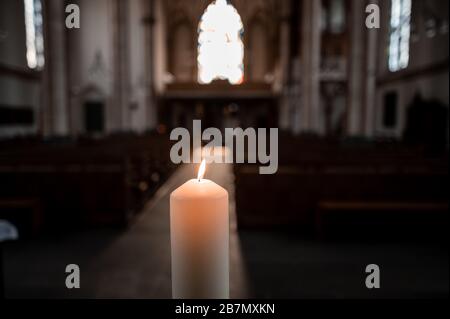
[67,0,115,134]
[67,0,155,135]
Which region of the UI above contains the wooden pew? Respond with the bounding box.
[234,138,448,239]
[316,201,449,239]
[0,134,176,233]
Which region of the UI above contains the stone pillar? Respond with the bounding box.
[278,0,292,130]
[347,0,366,136]
[43,0,69,136]
[364,0,379,138]
[112,0,131,131]
[296,0,321,134]
[144,0,157,131]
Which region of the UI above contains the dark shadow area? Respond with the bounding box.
[3,228,123,298]
[238,230,449,298]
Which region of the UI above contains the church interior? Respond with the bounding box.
[0,0,448,298]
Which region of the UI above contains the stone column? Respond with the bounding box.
[43,0,69,136]
[278,0,292,130]
[347,0,366,136]
[296,0,321,134]
[143,0,157,131]
[364,0,379,138]
[112,0,131,131]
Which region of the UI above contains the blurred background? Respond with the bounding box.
[0,0,448,298]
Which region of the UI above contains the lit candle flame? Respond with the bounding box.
[197,159,206,181]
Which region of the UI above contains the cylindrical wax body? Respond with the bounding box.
[170,179,229,299]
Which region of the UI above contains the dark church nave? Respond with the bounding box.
[0,0,448,302]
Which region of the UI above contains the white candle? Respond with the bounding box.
[170,160,229,299]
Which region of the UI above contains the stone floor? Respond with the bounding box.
[3,163,448,298]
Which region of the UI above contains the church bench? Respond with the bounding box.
[234,155,448,235]
[0,134,176,233]
[315,201,448,239]
[0,161,130,229]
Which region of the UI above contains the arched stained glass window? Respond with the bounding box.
[198,0,244,85]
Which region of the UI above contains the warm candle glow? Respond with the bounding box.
[197,159,206,181]
[171,158,229,298]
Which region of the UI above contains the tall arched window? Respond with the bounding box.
[197,0,244,85]
[24,0,45,70]
[388,0,412,72]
